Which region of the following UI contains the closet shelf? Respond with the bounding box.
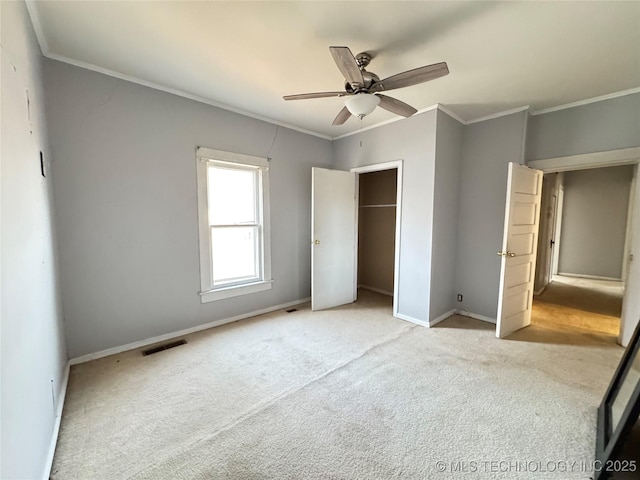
[360,204,396,208]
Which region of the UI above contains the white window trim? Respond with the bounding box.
[196,147,272,303]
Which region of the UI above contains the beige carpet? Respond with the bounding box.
[51,290,623,479]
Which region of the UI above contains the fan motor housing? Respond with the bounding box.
[345,70,380,93]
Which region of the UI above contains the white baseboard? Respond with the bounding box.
[358,285,394,297]
[42,299,484,479]
[42,361,70,480]
[396,309,495,328]
[395,312,431,328]
[534,286,547,296]
[455,310,497,324]
[69,297,311,365]
[430,309,456,327]
[556,272,622,282]
[44,297,311,478]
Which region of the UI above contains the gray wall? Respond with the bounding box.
[558,165,634,279]
[43,60,333,358]
[527,93,640,161]
[333,110,438,323]
[1,2,68,479]
[430,110,463,320]
[455,112,528,320]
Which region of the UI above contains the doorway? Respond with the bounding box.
[356,169,397,299]
[353,161,402,316]
[532,164,637,343]
[310,161,403,316]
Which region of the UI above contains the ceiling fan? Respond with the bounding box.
[283,46,449,125]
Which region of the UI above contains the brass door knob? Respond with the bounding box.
[313,240,320,245]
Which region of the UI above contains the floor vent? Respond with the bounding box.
[286,308,298,313]
[142,339,187,356]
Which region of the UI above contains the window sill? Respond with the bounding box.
[199,280,273,303]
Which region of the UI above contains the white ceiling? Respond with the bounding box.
[29,1,640,139]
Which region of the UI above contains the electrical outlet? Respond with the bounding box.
[457,294,463,302]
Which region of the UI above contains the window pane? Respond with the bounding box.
[208,166,257,225]
[211,226,260,285]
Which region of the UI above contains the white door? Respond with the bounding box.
[496,163,543,338]
[621,165,640,347]
[539,178,559,292]
[311,167,357,311]
[551,182,564,276]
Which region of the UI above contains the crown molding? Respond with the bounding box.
[46,53,333,140]
[25,0,49,55]
[25,1,639,143]
[332,104,536,140]
[436,105,467,125]
[466,105,530,124]
[530,87,640,116]
[26,2,331,140]
[332,104,441,140]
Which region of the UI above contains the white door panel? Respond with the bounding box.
[621,166,640,346]
[497,163,543,338]
[311,168,357,311]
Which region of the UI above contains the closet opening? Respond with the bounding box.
[353,162,401,314]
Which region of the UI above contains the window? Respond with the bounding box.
[196,147,271,302]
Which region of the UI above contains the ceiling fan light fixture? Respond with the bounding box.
[283,47,448,125]
[345,93,380,118]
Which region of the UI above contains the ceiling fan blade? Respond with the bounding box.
[329,46,364,88]
[376,94,418,117]
[283,91,346,101]
[332,106,352,125]
[371,62,449,92]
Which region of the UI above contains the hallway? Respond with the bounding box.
[530,275,623,345]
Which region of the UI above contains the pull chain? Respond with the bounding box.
[359,116,363,148]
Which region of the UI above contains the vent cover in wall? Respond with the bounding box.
[142,339,187,356]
